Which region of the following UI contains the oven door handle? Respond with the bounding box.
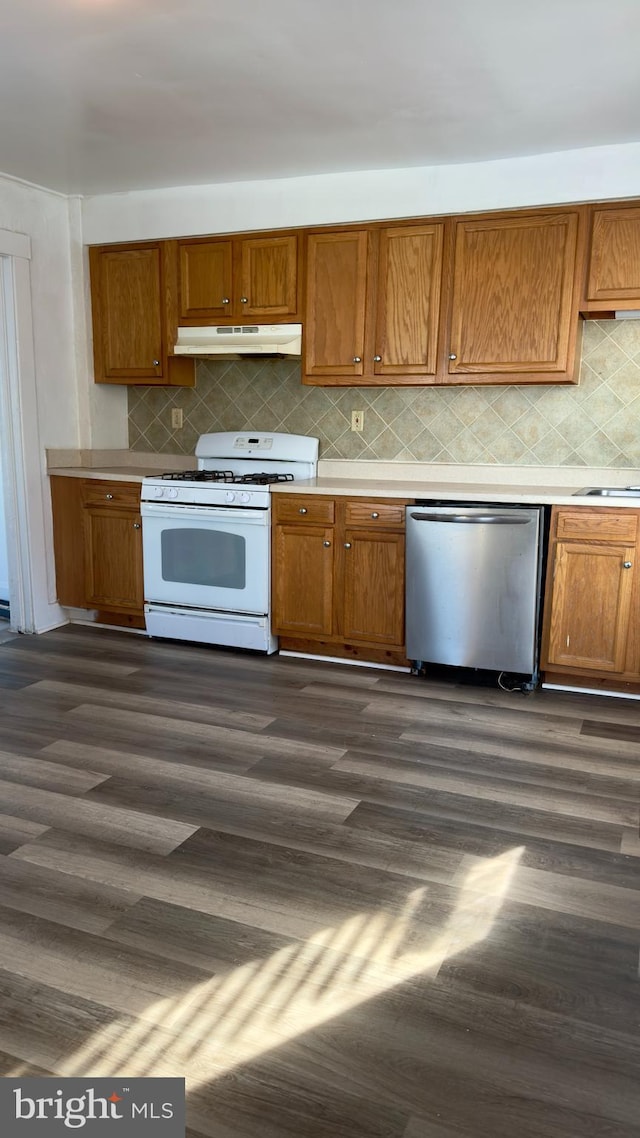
[141,502,269,523]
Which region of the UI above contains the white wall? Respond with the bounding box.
[82,139,640,245]
[0,173,128,453]
[0,174,80,448]
[0,451,8,599]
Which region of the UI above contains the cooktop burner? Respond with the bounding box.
[159,470,295,486]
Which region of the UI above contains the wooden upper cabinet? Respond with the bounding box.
[304,230,369,379]
[90,245,163,381]
[179,239,233,320]
[178,232,300,323]
[240,235,298,317]
[446,210,583,384]
[374,224,444,379]
[584,205,640,309]
[303,223,445,385]
[89,242,194,387]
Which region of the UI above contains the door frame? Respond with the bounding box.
[0,229,62,633]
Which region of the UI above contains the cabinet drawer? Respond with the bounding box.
[344,501,406,528]
[82,480,141,510]
[273,496,335,524]
[555,509,638,543]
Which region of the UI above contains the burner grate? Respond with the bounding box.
[236,472,295,486]
[159,470,235,482]
[158,470,296,486]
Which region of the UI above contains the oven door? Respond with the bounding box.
[141,502,270,615]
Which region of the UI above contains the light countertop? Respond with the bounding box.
[271,476,640,507]
[49,466,170,482]
[47,451,640,506]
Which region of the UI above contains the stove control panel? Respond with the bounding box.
[233,436,273,450]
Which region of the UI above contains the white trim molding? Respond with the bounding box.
[0,236,65,632]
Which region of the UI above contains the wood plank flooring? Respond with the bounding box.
[0,625,639,1136]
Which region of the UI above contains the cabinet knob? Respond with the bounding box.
[371,511,379,518]
[373,355,382,363]
[152,359,160,366]
[298,507,307,514]
[344,542,352,549]
[323,540,331,548]
[352,356,362,364]
[240,297,248,304]
[133,522,141,529]
[449,353,457,361]
[623,561,632,569]
[221,298,230,304]
[105,493,114,499]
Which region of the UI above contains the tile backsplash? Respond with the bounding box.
[128,320,640,467]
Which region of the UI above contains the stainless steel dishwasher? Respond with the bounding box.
[405,504,544,681]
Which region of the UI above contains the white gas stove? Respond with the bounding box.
[140,432,319,653]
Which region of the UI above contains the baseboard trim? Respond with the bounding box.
[279,650,411,672]
[542,682,640,701]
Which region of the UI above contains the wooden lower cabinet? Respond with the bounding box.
[541,506,640,689]
[50,476,145,629]
[272,523,334,635]
[272,494,408,664]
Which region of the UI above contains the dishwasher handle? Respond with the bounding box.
[409,512,533,525]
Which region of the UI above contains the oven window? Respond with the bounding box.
[161,527,246,589]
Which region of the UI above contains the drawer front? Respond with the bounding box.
[82,480,141,510]
[555,509,638,543]
[273,496,335,524]
[344,501,406,528]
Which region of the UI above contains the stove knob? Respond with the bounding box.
[167,487,178,499]
[225,490,236,504]
[240,492,251,504]
[153,487,164,498]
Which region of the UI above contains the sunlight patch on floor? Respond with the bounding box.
[49,846,524,1086]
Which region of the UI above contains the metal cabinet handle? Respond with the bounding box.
[298,507,307,514]
[105,493,114,499]
[240,296,248,304]
[371,511,379,518]
[221,298,230,304]
[323,540,331,547]
[449,353,457,360]
[373,355,382,362]
[352,356,361,363]
[344,542,352,549]
[623,561,633,569]
[152,359,160,366]
[133,522,141,529]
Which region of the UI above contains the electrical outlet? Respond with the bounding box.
[171,408,183,429]
[351,409,364,433]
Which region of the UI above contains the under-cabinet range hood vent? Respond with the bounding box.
[174,324,302,357]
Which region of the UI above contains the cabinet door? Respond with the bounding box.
[545,541,635,672]
[50,476,86,607]
[272,524,334,635]
[447,211,580,380]
[84,507,144,612]
[304,231,369,379]
[586,206,640,307]
[342,530,405,646]
[239,235,299,318]
[90,246,163,381]
[178,239,233,320]
[374,224,444,379]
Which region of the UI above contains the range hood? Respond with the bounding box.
[174,323,302,357]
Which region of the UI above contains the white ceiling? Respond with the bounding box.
[3,0,640,197]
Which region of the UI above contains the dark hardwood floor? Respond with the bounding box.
[0,624,639,1136]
